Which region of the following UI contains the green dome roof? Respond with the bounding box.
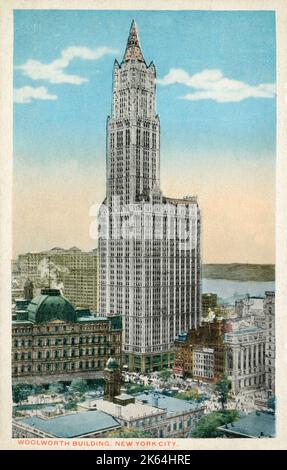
[106,357,119,370]
[27,288,77,323]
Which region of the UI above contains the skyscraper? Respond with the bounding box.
[15,247,99,312]
[99,21,201,372]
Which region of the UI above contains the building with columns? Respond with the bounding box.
[225,325,266,394]
[225,290,275,395]
[98,21,201,373]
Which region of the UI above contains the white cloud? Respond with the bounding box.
[14,86,58,104]
[15,46,119,85]
[158,68,276,103]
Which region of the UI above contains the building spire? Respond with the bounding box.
[123,20,145,63]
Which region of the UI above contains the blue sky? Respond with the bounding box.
[13,10,276,263]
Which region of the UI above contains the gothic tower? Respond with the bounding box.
[99,21,201,372]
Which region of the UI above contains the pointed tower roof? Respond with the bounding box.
[123,20,145,63]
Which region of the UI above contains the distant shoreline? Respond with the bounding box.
[202,264,275,282]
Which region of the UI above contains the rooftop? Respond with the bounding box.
[27,288,77,323]
[18,410,120,438]
[134,392,202,416]
[76,317,108,323]
[226,327,263,336]
[114,393,134,401]
[217,411,275,438]
[83,398,164,421]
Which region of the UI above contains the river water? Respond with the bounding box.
[202,278,275,305]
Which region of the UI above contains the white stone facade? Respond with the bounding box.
[193,347,215,380]
[98,22,201,371]
[225,291,275,396]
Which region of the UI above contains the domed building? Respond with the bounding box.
[27,288,77,323]
[12,287,122,384]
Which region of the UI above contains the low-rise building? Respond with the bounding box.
[12,287,122,384]
[217,410,275,438]
[173,319,229,382]
[134,392,204,438]
[13,410,121,438]
[79,395,166,437]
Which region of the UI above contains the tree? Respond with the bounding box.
[126,383,154,394]
[158,369,172,382]
[69,378,88,395]
[192,410,239,438]
[106,427,154,438]
[175,389,201,402]
[64,400,78,411]
[215,376,231,410]
[32,384,45,395]
[12,384,33,405]
[48,381,65,394]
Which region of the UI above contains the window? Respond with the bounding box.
[125,129,130,146]
[136,129,141,146]
[117,131,123,148]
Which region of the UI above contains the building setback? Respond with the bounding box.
[98,21,201,373]
[12,288,122,384]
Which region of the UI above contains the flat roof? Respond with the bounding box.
[227,327,263,336]
[85,398,164,420]
[19,410,120,438]
[218,411,275,438]
[76,317,108,323]
[114,393,134,400]
[134,392,202,416]
[12,320,33,325]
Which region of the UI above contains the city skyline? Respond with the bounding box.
[13,10,276,263]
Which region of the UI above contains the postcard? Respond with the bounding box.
[0,0,287,452]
